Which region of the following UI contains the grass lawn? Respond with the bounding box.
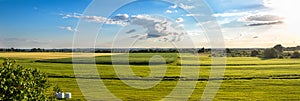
[0,52,300,100]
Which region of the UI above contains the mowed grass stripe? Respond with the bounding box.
[36,53,179,65]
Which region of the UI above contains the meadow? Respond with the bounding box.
[0,52,300,100]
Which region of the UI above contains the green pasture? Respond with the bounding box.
[0,52,300,100]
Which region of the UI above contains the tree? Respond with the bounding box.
[0,59,50,100]
[226,48,231,53]
[198,47,205,53]
[291,51,300,58]
[250,50,259,57]
[273,44,284,53]
[10,48,14,52]
[263,48,278,58]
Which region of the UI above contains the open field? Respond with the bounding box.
[1,52,300,100]
[0,52,117,59]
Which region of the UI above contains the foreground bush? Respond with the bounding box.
[0,59,50,100]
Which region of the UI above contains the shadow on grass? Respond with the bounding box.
[48,74,300,81]
[36,53,179,65]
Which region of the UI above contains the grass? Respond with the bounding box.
[0,52,116,59]
[36,53,178,65]
[0,52,300,100]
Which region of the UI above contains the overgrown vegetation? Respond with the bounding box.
[0,59,51,100]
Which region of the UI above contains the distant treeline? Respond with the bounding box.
[1,45,300,56]
[0,47,208,53]
[0,48,72,52]
[223,44,300,59]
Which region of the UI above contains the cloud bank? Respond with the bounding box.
[130,15,187,42]
[240,14,284,26]
[63,13,129,26]
[63,13,187,42]
[59,26,78,32]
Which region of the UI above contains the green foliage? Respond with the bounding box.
[291,51,300,58]
[250,50,259,57]
[0,59,50,100]
[198,47,205,53]
[263,48,279,59]
[273,44,284,53]
[53,85,63,92]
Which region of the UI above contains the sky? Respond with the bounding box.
[0,0,300,48]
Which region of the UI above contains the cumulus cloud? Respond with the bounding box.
[63,13,187,42]
[169,5,177,9]
[63,13,128,26]
[165,10,178,14]
[112,14,129,22]
[179,3,195,10]
[165,10,172,13]
[247,21,283,26]
[130,15,187,42]
[213,12,251,17]
[239,14,284,26]
[176,17,184,23]
[126,29,136,34]
[59,26,78,32]
[186,14,203,17]
[169,3,195,10]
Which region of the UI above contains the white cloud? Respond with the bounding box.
[186,14,203,17]
[169,3,195,10]
[186,31,204,36]
[239,13,284,26]
[169,5,177,9]
[176,17,184,23]
[261,0,300,32]
[63,13,128,26]
[130,15,187,42]
[179,3,195,10]
[113,14,129,21]
[165,10,178,14]
[213,12,252,17]
[59,26,78,32]
[165,10,173,13]
[62,13,82,19]
[175,24,184,28]
[63,13,188,42]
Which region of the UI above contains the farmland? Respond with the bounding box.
[0,52,300,100]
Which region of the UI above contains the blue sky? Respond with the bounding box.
[0,0,299,48]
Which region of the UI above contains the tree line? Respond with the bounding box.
[2,45,300,59]
[224,44,300,59]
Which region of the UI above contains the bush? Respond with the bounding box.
[0,59,50,100]
[273,44,284,53]
[263,48,278,58]
[250,50,259,57]
[291,51,300,58]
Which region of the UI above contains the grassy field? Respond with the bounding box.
[0,52,300,100]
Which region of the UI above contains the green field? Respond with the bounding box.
[1,52,300,100]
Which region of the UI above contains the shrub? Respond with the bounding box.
[250,50,259,57]
[263,48,278,58]
[291,51,300,58]
[273,44,284,53]
[0,59,50,100]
